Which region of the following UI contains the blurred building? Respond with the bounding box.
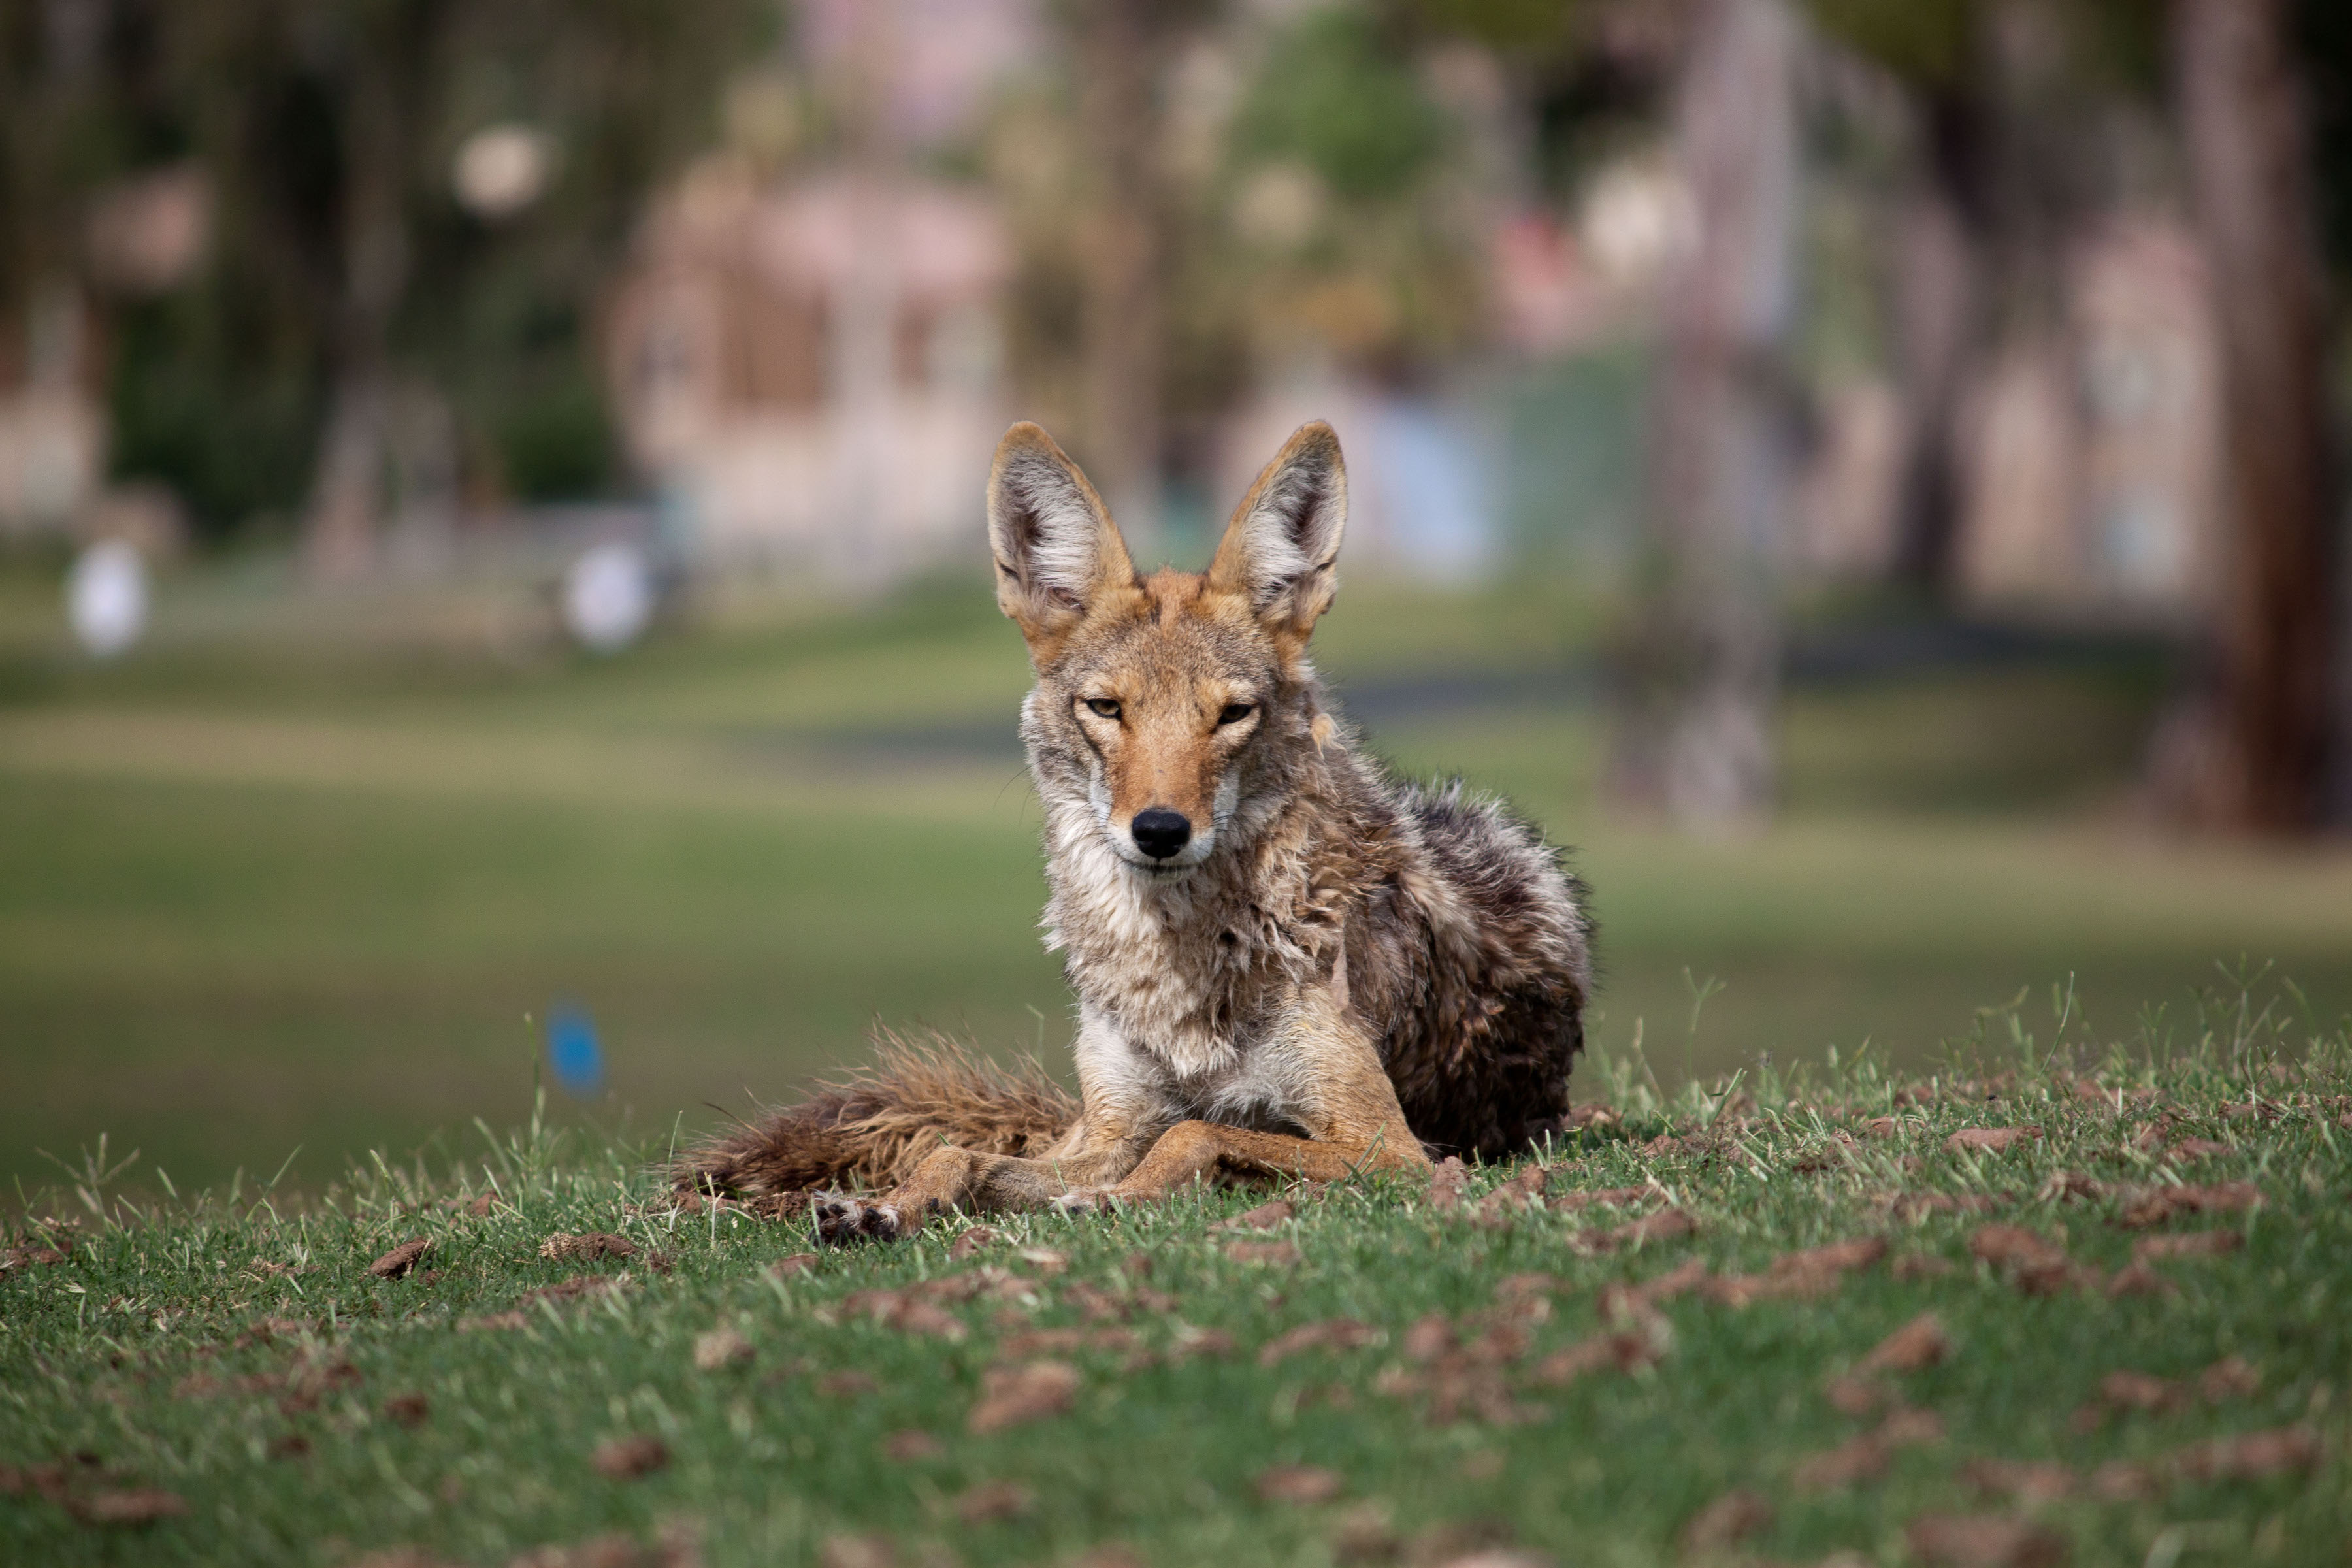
[0,284,105,542]
[606,0,1033,582]
[608,159,1012,580]
[1,165,204,551]
[1956,214,2221,620]
[1786,212,2222,623]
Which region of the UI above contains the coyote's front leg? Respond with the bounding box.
[1061,990,1431,1209]
[809,1113,1156,1243]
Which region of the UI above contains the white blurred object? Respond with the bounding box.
[453,126,557,220]
[562,542,655,652]
[1232,163,1325,252]
[1580,159,1697,287]
[67,540,149,658]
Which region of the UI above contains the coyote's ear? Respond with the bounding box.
[987,423,1135,651]
[1207,421,1346,641]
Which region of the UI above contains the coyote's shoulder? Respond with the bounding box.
[681,420,1591,1239]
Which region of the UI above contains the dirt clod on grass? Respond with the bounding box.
[589,1435,669,1480]
[1215,1198,1296,1232]
[1577,1207,1696,1252]
[1859,1313,1950,1375]
[693,1327,753,1371]
[2097,1370,2178,1413]
[840,1290,966,1341]
[1598,1258,1708,1321]
[1546,1184,1661,1213]
[1707,1236,1886,1305]
[2172,1424,2321,1482]
[1472,1166,1548,1227]
[1825,1375,1894,1416]
[1677,1488,1772,1551]
[2114,1181,2262,1229]
[968,1360,1080,1433]
[1256,1463,1345,1504]
[539,1232,635,1263]
[506,1527,701,1568]
[1793,1408,1944,1489]
[881,1429,941,1462]
[1528,1327,1661,1386]
[766,1252,819,1279]
[382,1393,429,1427]
[953,1478,1034,1524]
[2131,1231,2241,1263]
[2100,1262,2177,1299]
[2197,1355,2260,1401]
[948,1226,1000,1260]
[1259,1318,1382,1367]
[1883,1192,2000,1222]
[1429,1157,1473,1211]
[1227,1239,1302,1266]
[817,1533,897,1568]
[1904,1512,2068,1567]
[66,1487,189,1526]
[368,1239,431,1279]
[1944,1127,2040,1155]
[1959,1458,2076,1503]
[809,1369,874,1399]
[1167,1323,1237,1361]
[1968,1226,2083,1294]
[998,1325,1141,1360]
[458,1310,531,1332]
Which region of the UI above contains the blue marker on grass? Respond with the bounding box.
[546,1004,606,1098]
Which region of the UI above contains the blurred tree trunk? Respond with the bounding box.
[1074,0,1168,538]
[304,3,436,582]
[1611,0,1799,830]
[2151,0,2337,831]
[1886,175,1978,592]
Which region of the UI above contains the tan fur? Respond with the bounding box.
[678,420,1591,1242]
[678,1031,1075,1201]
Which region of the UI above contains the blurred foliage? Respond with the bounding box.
[1806,0,1975,90]
[5,0,768,539]
[16,0,2352,548]
[1229,10,1445,201]
[1805,0,2161,96]
[107,292,323,532]
[1400,0,1583,59]
[1209,6,1490,378]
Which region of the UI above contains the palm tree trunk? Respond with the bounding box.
[2155,0,2337,830]
[1075,0,1166,539]
[1612,0,1800,830]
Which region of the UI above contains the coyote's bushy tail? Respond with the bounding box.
[672,1030,1077,1204]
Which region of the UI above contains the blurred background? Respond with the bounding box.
[5,0,2352,1198]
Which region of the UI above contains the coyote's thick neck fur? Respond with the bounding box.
[679,421,1591,1237]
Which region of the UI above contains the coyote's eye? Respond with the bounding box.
[1217,702,1255,727]
[1084,698,1122,720]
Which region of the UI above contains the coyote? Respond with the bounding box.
[679,421,1592,1240]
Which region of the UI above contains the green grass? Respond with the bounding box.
[3,996,2347,1565]
[7,566,2352,1196]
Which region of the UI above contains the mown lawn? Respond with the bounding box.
[3,999,2345,1566]
[8,566,2352,1198]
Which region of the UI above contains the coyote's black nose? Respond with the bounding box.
[1130,808,1192,860]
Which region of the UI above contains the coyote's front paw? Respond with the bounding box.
[813,1193,904,1245]
[1050,1188,1118,1217]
